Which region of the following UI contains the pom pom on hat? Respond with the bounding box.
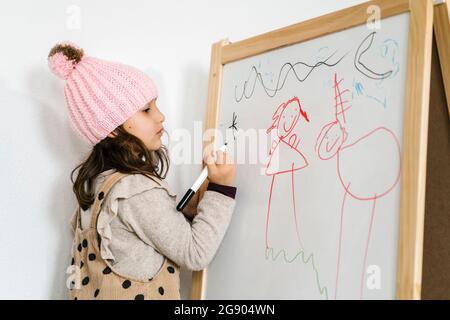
[47,41,84,80]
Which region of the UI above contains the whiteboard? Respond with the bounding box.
[205,13,410,300]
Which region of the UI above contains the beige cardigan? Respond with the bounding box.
[70,169,236,280]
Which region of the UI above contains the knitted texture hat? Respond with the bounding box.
[47,41,158,145]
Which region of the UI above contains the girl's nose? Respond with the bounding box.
[154,105,165,122]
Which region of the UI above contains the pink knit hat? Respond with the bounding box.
[47,41,158,145]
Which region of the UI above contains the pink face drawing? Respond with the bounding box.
[278,100,301,139]
[267,96,309,139]
[315,121,348,160]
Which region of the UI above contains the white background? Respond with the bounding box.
[0,0,367,299]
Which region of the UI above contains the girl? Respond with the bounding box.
[48,41,237,300]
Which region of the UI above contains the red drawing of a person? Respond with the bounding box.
[315,73,401,299]
[265,96,310,256]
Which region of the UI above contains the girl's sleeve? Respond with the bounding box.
[117,186,236,271]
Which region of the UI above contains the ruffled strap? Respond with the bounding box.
[69,206,79,234]
[89,172,129,229]
[95,173,177,263]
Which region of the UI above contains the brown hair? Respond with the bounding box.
[70,124,169,211]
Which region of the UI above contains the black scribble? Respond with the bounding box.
[354,32,393,80]
[228,111,239,140]
[234,51,348,102]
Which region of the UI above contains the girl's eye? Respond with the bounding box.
[144,108,151,113]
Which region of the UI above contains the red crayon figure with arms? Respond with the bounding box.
[265,96,310,259]
[315,73,401,299]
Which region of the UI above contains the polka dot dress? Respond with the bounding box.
[68,172,181,300]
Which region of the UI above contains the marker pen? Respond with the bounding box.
[176,143,228,211]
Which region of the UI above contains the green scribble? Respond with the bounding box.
[265,246,329,300]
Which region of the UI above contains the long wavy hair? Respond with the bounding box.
[71,124,170,211]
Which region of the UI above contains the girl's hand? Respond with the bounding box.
[204,149,236,187]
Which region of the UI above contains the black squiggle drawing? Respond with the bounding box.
[234,51,348,102]
[354,32,393,80]
[228,111,238,140]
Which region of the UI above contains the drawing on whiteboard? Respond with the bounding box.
[378,38,400,81]
[228,111,239,141]
[315,73,401,299]
[353,79,387,108]
[353,37,400,109]
[234,51,347,102]
[264,96,310,253]
[354,32,394,80]
[263,96,328,299]
[315,46,333,63]
[265,247,329,299]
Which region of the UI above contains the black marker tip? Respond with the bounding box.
[176,189,196,212]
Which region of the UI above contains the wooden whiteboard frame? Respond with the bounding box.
[434,0,450,117]
[191,0,434,300]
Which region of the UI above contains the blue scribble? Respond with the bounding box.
[377,39,400,85]
[353,79,364,96]
[366,94,387,108]
[353,78,387,108]
[316,46,331,63]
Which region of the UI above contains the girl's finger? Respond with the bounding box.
[204,153,215,165]
[215,150,226,164]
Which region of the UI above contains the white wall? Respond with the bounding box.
[0,0,365,299]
